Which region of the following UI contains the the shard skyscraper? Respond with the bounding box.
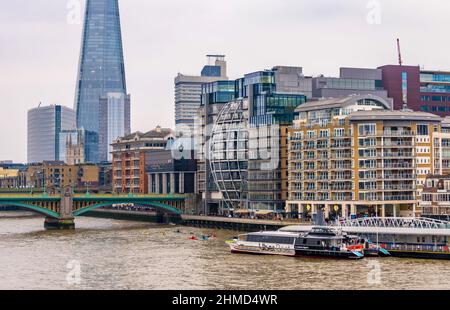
[74,0,130,162]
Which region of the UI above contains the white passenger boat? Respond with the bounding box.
[228,231,298,256]
[279,217,450,260]
[227,227,365,259]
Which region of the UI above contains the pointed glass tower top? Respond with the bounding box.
[74,0,127,133]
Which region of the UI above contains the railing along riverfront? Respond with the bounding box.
[383,243,450,254]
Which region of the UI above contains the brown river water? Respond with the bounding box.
[0,211,449,290]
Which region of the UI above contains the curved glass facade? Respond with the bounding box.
[209,100,249,209]
[74,0,127,134]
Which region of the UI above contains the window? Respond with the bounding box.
[402,72,408,104]
[319,129,329,138]
[417,124,429,136]
[358,124,376,136]
[307,131,316,139]
[334,128,345,137]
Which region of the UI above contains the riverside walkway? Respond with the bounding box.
[81,209,310,231]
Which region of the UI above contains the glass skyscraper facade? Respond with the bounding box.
[74,0,128,161]
[240,71,307,126]
[27,105,76,164]
[99,92,131,162]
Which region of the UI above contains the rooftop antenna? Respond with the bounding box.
[397,38,403,66]
[206,54,226,65]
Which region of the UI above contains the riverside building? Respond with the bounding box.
[286,94,446,219]
[199,67,307,215]
[111,126,175,194]
[420,175,450,217]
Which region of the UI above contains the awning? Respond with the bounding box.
[234,209,250,214]
[255,210,274,215]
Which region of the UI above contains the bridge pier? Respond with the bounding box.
[44,186,76,230]
[156,211,182,224]
[44,217,75,230]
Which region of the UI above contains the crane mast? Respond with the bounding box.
[397,38,403,66]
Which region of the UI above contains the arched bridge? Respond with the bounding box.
[0,193,187,229]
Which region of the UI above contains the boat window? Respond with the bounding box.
[246,234,295,244]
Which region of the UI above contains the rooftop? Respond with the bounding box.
[295,94,391,113]
[348,109,442,122]
[116,126,174,142]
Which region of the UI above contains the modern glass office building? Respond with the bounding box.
[74,0,128,157]
[175,55,228,134]
[200,67,308,214]
[209,99,249,210]
[99,92,131,162]
[196,80,236,214]
[27,105,76,164]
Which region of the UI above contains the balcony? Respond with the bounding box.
[382,130,414,137]
[330,175,352,181]
[382,152,413,158]
[383,142,414,147]
[384,195,416,201]
[331,186,353,191]
[331,142,351,148]
[383,185,415,191]
[330,153,352,159]
[383,163,414,169]
[332,164,353,170]
[384,174,416,180]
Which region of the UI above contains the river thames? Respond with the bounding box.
[1,211,449,290]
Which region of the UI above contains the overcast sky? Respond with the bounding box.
[1,0,450,162]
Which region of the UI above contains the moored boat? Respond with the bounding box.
[280,217,450,260]
[361,239,391,257]
[227,231,298,257]
[227,227,365,259]
[293,227,364,259]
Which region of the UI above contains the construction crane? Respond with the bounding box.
[397,38,403,66]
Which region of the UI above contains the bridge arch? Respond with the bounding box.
[0,202,60,218]
[72,201,183,217]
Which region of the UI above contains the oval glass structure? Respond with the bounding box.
[209,100,249,210]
